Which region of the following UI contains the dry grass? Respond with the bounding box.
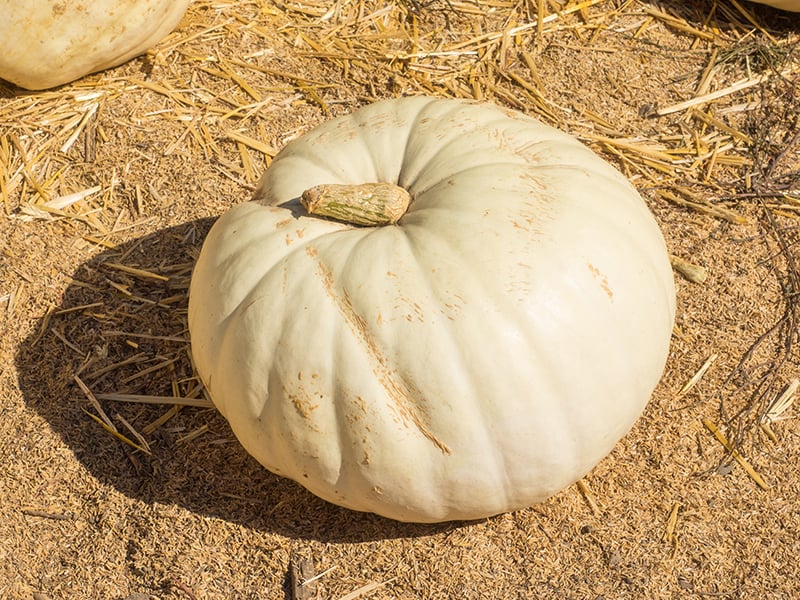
[1,1,800,598]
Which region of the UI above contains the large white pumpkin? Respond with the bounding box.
[0,0,192,90]
[188,96,676,523]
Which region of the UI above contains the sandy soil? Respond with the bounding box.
[1,1,799,598]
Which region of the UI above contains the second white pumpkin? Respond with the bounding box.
[188,96,676,523]
[0,0,192,90]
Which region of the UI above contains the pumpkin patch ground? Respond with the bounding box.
[1,1,799,598]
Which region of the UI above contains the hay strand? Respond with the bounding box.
[676,354,717,399]
[657,64,800,116]
[95,393,213,408]
[703,419,769,490]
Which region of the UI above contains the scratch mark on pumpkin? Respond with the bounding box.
[587,263,614,301]
[305,246,451,455]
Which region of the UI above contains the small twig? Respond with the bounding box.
[74,373,116,431]
[656,64,799,116]
[712,201,800,451]
[766,130,800,182]
[662,502,680,545]
[337,578,397,600]
[703,419,768,490]
[290,553,317,600]
[762,379,798,425]
[300,565,338,588]
[96,393,213,408]
[168,577,198,600]
[670,255,708,284]
[82,409,152,455]
[676,354,717,399]
[761,378,798,441]
[576,479,601,515]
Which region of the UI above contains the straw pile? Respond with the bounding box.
[1,1,798,598]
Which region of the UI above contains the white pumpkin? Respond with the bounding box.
[747,0,800,10]
[0,0,192,90]
[188,96,676,523]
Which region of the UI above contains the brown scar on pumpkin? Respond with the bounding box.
[306,246,451,455]
[587,263,614,301]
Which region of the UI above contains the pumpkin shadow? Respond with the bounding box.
[0,79,31,98]
[15,218,456,543]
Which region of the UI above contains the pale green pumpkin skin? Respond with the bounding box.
[189,97,676,523]
[0,0,191,90]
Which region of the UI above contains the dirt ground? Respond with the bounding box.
[1,1,799,598]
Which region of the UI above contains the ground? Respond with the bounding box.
[1,1,799,598]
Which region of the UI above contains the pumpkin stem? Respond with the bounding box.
[300,182,411,226]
